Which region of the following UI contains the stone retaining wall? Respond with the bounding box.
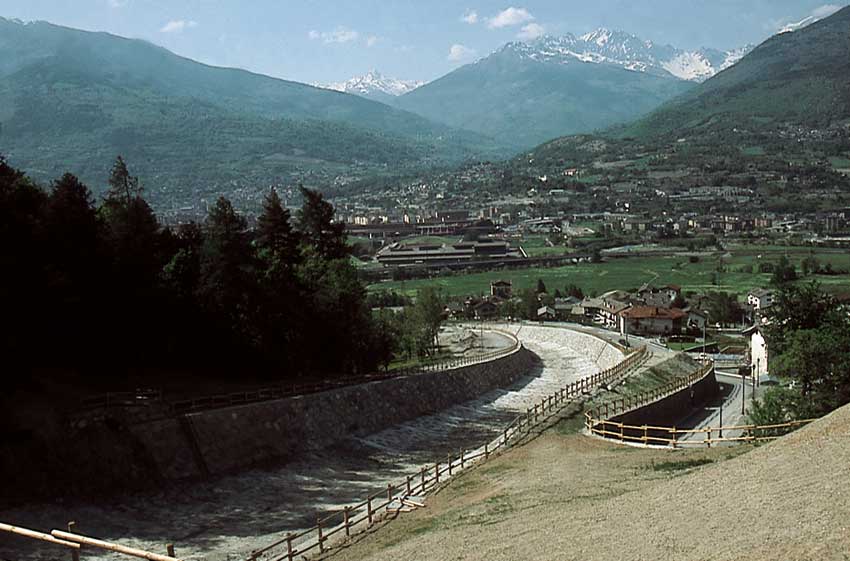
[130,346,538,478]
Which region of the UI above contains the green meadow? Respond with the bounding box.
[368,247,850,298]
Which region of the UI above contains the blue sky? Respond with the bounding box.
[0,1,846,84]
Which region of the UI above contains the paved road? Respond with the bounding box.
[676,371,763,444]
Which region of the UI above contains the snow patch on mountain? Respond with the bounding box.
[662,52,714,81]
[321,70,423,98]
[500,29,753,82]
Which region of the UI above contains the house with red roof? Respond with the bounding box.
[619,306,687,336]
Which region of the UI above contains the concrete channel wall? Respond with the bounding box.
[130,345,539,479]
[605,366,719,443]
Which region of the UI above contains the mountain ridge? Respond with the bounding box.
[618,4,850,139]
[498,29,753,82]
[320,70,423,103]
[0,17,508,208]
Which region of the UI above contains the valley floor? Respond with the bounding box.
[320,404,850,561]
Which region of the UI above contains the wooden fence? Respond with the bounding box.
[246,344,649,561]
[584,362,815,447]
[79,333,521,415]
[586,418,815,448]
[0,522,181,561]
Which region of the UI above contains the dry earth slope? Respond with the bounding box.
[322,401,850,561]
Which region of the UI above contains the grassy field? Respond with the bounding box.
[740,145,766,156]
[369,247,850,298]
[829,156,850,168]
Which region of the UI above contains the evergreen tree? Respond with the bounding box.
[198,196,257,349]
[104,155,142,208]
[101,157,161,285]
[256,188,300,270]
[536,278,547,294]
[297,186,349,260]
[0,157,47,358]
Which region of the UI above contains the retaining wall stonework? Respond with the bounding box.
[129,346,538,478]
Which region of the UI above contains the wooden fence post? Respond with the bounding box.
[447,453,453,476]
[406,475,411,495]
[367,497,373,524]
[344,506,351,537]
[317,517,324,553]
[435,462,440,483]
[286,533,294,561]
[460,449,465,469]
[387,483,393,502]
[485,443,489,459]
[706,427,712,448]
[671,427,677,449]
[643,425,648,445]
[166,544,175,558]
[421,467,426,492]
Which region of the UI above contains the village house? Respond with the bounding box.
[490,280,513,299]
[636,284,682,308]
[575,292,631,330]
[537,306,557,321]
[472,299,500,320]
[619,306,687,336]
[743,324,770,377]
[747,288,775,311]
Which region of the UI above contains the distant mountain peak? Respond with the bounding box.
[320,70,424,99]
[498,29,753,82]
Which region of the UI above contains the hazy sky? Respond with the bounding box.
[0,1,846,84]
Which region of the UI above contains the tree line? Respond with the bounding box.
[751,282,850,424]
[1,155,402,388]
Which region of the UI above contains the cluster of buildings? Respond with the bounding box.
[376,240,527,267]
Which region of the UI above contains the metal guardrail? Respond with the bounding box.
[246,345,649,561]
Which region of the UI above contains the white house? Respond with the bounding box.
[747,289,775,311]
[743,324,770,377]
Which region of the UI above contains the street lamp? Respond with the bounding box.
[719,383,724,438]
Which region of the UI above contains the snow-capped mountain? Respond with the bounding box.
[499,29,752,82]
[320,70,423,102]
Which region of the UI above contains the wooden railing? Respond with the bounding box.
[79,332,521,415]
[172,333,521,414]
[584,362,815,447]
[79,389,163,410]
[584,361,715,431]
[246,344,649,561]
[586,418,816,448]
[0,522,181,561]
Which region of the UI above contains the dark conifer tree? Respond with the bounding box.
[256,188,300,270]
[296,186,349,260]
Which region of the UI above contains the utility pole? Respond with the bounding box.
[741,370,746,416]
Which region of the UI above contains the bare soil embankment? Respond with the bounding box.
[322,402,850,561]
